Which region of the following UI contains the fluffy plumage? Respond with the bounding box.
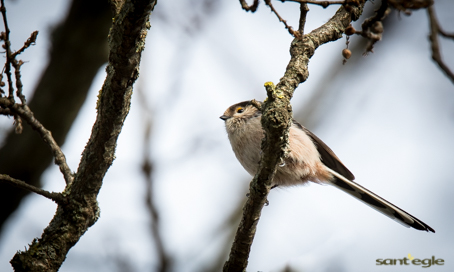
[221,100,435,233]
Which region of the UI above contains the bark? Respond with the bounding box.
[9,0,157,270]
[0,0,111,231]
[223,3,365,271]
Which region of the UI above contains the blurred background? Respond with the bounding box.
[0,0,453,271]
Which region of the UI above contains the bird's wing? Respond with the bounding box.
[292,120,355,181]
[327,168,435,232]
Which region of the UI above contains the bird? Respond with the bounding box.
[220,100,435,233]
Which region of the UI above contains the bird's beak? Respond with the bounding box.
[220,115,229,121]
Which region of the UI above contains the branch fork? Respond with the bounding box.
[224,2,365,271]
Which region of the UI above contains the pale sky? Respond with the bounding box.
[0,1,453,271]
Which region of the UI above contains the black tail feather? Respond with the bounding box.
[326,168,435,233]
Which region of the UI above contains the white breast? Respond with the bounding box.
[227,117,331,186]
[227,116,263,176]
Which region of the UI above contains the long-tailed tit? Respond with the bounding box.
[220,100,435,233]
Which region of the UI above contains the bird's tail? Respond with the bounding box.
[326,168,435,233]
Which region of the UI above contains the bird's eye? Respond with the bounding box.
[236,107,244,113]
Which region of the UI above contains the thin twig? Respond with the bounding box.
[298,3,309,36]
[12,60,26,104]
[439,28,454,39]
[240,0,259,12]
[358,0,388,54]
[283,0,345,8]
[428,5,454,84]
[0,174,65,203]
[265,0,301,39]
[16,104,73,184]
[0,0,14,101]
[361,0,388,33]
[11,0,157,269]
[142,147,170,272]
[0,99,74,184]
[11,31,38,58]
[387,0,433,13]
[0,6,37,104]
[10,32,38,104]
[138,81,170,272]
[0,20,72,185]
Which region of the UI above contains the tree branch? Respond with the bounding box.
[0,0,14,101]
[265,0,301,39]
[223,3,365,271]
[0,0,112,231]
[240,0,259,12]
[298,3,309,36]
[15,104,74,184]
[138,84,171,272]
[357,0,388,54]
[283,0,346,9]
[427,5,454,84]
[0,174,65,204]
[11,31,38,58]
[0,1,73,186]
[10,0,157,270]
[439,28,454,40]
[0,98,74,184]
[142,140,171,272]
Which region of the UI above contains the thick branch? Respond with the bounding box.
[0,0,112,232]
[223,3,364,272]
[71,0,154,196]
[10,1,157,271]
[278,5,363,96]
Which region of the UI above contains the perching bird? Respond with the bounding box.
[220,100,435,233]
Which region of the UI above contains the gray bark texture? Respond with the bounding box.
[9,0,157,271]
[223,3,365,271]
[0,0,111,231]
